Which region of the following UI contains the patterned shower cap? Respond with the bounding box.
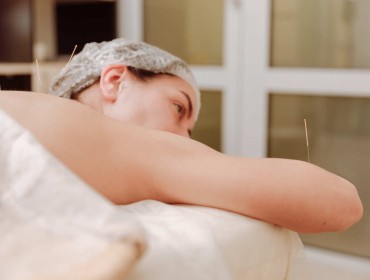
[49,38,201,118]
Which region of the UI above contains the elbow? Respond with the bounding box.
[317,167,364,232]
[301,179,364,234]
[338,178,364,231]
[350,201,364,228]
[326,185,363,233]
[299,201,363,234]
[336,194,363,232]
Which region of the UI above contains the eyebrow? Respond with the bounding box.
[179,90,193,120]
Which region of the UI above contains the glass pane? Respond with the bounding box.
[144,0,223,65]
[268,93,370,258]
[192,91,222,152]
[271,0,370,68]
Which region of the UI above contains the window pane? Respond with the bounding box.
[192,91,222,152]
[271,0,370,68]
[268,93,370,258]
[144,0,223,65]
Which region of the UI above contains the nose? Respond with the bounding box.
[165,119,194,138]
[175,127,191,138]
[169,125,191,138]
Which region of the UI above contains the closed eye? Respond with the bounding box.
[174,103,186,119]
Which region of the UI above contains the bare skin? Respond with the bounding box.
[0,91,363,233]
[75,65,198,138]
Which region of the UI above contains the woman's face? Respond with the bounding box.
[103,74,198,138]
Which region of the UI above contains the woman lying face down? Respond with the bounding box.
[49,39,199,138]
[0,39,363,234]
[73,67,196,138]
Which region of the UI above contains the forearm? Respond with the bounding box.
[222,158,363,233]
[141,134,363,233]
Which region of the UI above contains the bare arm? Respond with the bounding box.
[0,91,363,233]
[123,127,363,233]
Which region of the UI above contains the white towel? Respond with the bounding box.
[0,109,146,280]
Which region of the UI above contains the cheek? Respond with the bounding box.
[103,98,144,123]
[107,93,178,132]
[141,106,178,132]
[145,113,173,131]
[127,105,172,131]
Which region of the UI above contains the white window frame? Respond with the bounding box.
[117,0,244,155]
[240,0,370,158]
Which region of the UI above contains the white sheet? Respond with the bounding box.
[0,109,145,280]
[121,201,303,280]
[0,109,303,280]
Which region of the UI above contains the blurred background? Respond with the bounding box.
[0,0,369,278]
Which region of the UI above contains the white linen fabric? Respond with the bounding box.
[122,201,303,280]
[0,109,303,280]
[0,109,146,280]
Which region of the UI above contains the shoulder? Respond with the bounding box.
[0,91,108,135]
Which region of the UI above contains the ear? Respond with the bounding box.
[99,64,129,102]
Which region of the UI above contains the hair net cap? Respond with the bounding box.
[49,38,201,118]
